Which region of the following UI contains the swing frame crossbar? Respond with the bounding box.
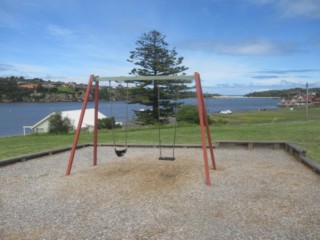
[65,72,216,186]
[95,75,194,82]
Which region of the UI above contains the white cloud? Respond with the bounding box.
[255,69,319,74]
[12,63,50,76]
[183,51,254,86]
[47,25,75,38]
[46,75,88,83]
[249,0,320,19]
[182,52,320,94]
[0,63,16,72]
[216,39,294,56]
[0,62,54,79]
[279,0,320,19]
[181,39,296,56]
[203,78,317,95]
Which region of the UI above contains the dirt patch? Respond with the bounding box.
[60,153,199,200]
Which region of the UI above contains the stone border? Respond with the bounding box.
[0,144,90,167]
[1,141,319,174]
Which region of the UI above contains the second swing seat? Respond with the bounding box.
[115,148,127,157]
[158,156,175,161]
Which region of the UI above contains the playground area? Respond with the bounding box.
[1,146,320,239]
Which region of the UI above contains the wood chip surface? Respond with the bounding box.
[1,147,319,239]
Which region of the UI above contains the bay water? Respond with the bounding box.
[0,98,279,137]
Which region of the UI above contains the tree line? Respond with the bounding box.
[245,88,320,98]
[0,76,88,102]
[0,76,198,103]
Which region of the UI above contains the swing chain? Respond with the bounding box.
[158,82,179,161]
[109,81,129,157]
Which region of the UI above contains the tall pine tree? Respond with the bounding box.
[128,30,190,123]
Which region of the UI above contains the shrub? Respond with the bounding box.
[134,110,157,125]
[98,117,121,129]
[176,105,200,124]
[211,118,228,125]
[48,112,73,134]
[176,104,214,125]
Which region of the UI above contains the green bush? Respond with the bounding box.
[177,104,214,125]
[48,112,73,134]
[176,105,200,124]
[57,86,76,93]
[211,118,228,125]
[135,110,157,125]
[98,117,121,129]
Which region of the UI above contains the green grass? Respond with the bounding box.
[214,105,320,124]
[210,106,320,162]
[213,120,320,161]
[0,106,319,163]
[57,86,77,94]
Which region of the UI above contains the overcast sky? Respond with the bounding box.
[1,0,320,95]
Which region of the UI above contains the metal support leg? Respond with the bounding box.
[66,74,94,175]
[93,80,99,166]
[195,74,216,170]
[195,72,214,186]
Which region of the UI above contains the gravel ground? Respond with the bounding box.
[1,147,319,240]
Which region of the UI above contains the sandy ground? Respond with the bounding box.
[1,147,319,239]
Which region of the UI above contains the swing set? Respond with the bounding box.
[65,72,216,186]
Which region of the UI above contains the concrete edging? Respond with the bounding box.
[299,155,320,174]
[1,141,319,174]
[0,144,90,167]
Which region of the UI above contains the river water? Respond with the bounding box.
[0,98,279,137]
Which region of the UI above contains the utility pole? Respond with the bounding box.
[306,82,309,121]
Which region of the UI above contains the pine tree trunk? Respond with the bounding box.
[152,81,159,121]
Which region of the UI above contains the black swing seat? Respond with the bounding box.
[115,148,127,157]
[159,156,175,161]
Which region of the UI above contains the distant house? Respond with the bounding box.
[278,98,298,107]
[296,95,311,104]
[19,83,36,90]
[42,83,56,89]
[313,96,320,103]
[278,93,320,107]
[23,109,106,135]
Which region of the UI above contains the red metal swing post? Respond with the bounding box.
[194,72,216,186]
[66,74,95,175]
[93,80,99,166]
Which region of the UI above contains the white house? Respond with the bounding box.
[23,109,106,135]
